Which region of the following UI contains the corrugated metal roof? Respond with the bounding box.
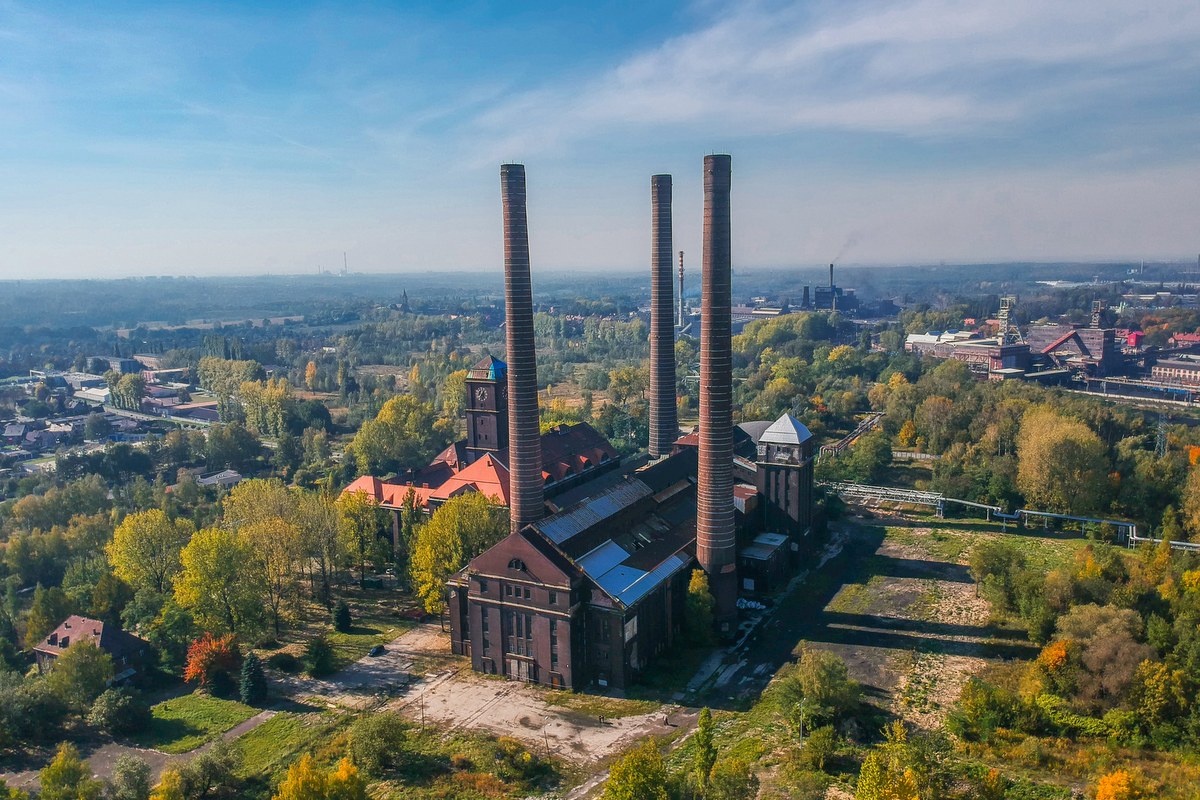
[537,479,653,544]
[615,553,690,606]
[577,540,630,576]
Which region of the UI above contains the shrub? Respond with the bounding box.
[349,712,408,776]
[266,652,299,673]
[800,725,837,771]
[333,600,352,633]
[305,634,335,677]
[110,755,151,800]
[88,688,150,735]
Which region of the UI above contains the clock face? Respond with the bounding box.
[475,387,488,402]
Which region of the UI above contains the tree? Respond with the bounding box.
[46,639,114,712]
[39,743,104,800]
[305,634,335,677]
[779,645,860,725]
[109,755,152,800]
[305,361,318,390]
[351,395,453,475]
[184,632,240,690]
[694,707,716,788]
[336,490,386,585]
[685,569,715,646]
[602,741,669,800]
[1016,406,1109,515]
[175,739,242,799]
[802,726,837,771]
[25,584,71,646]
[241,517,302,634]
[1181,467,1200,541]
[297,491,345,607]
[83,414,111,442]
[107,510,194,595]
[222,478,299,529]
[88,688,149,735]
[204,423,262,472]
[333,600,352,633]
[409,493,507,615]
[148,770,184,800]
[273,755,368,800]
[707,758,759,800]
[174,527,264,636]
[240,651,268,706]
[349,712,407,775]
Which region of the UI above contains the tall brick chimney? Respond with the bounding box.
[697,154,737,632]
[649,174,678,458]
[500,164,544,533]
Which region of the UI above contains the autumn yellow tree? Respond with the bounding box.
[242,517,303,634]
[273,755,367,800]
[174,527,264,636]
[1180,466,1200,541]
[305,361,318,390]
[337,490,387,584]
[1016,406,1109,515]
[107,509,195,595]
[149,770,184,800]
[410,492,507,615]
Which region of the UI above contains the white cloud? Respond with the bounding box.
[464,0,1200,160]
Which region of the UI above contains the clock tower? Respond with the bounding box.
[465,356,509,464]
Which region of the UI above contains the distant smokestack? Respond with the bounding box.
[500,164,543,533]
[649,175,678,459]
[829,263,837,312]
[697,154,737,632]
[678,251,686,328]
[802,285,810,309]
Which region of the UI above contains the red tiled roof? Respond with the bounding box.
[33,615,145,661]
[432,452,510,505]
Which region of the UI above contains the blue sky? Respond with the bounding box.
[1,0,1198,278]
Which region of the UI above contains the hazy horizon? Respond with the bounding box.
[2,1,1198,279]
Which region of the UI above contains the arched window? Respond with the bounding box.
[508,558,527,572]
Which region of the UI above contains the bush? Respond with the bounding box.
[305,634,335,677]
[799,725,837,771]
[109,755,151,800]
[88,688,150,735]
[349,712,408,776]
[333,600,352,633]
[266,652,299,673]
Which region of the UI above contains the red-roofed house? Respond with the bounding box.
[33,616,148,681]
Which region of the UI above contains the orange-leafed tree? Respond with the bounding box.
[184,632,240,688]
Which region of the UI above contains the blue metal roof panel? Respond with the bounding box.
[538,479,653,544]
[577,540,631,577]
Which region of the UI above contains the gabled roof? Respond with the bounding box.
[432,452,510,505]
[33,615,146,661]
[759,413,813,446]
[341,476,437,508]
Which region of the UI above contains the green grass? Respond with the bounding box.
[132,693,258,754]
[325,615,410,670]
[236,711,350,780]
[542,691,659,719]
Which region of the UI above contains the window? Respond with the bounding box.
[505,584,513,596]
[478,579,488,594]
[548,590,558,605]
[523,587,531,600]
[508,558,527,572]
[550,619,559,668]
